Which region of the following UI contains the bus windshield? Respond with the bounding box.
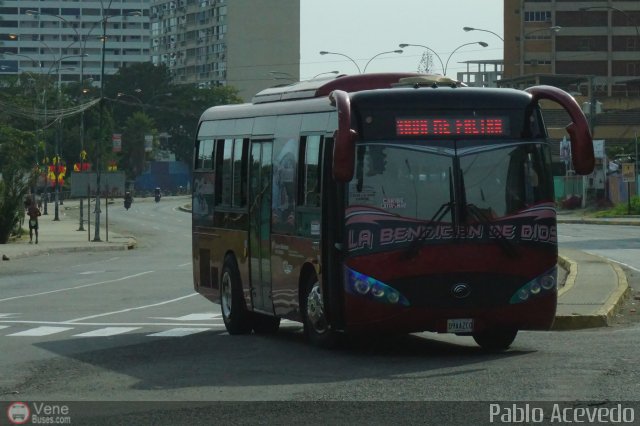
[347,141,553,223]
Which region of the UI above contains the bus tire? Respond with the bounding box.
[252,312,281,334]
[473,328,518,352]
[220,255,252,335]
[302,274,337,348]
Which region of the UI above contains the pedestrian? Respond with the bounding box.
[26,200,42,244]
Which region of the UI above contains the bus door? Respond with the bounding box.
[249,141,274,312]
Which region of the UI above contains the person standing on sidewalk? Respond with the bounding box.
[26,198,41,244]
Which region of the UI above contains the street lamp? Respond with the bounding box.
[463,26,504,42]
[313,71,340,79]
[444,41,488,76]
[319,51,362,74]
[398,43,445,75]
[94,8,143,242]
[363,50,403,73]
[268,71,296,81]
[519,26,561,75]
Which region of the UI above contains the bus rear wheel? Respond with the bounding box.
[220,256,252,335]
[302,274,337,348]
[472,328,518,352]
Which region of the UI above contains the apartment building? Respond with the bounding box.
[0,0,300,101]
[150,0,299,100]
[503,0,640,96]
[502,1,640,202]
[0,0,151,88]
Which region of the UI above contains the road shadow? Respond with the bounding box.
[27,327,533,395]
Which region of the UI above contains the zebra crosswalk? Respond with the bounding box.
[0,314,300,340]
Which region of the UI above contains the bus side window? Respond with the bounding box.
[296,135,322,237]
[272,137,298,233]
[214,139,227,206]
[301,135,322,207]
[195,139,213,170]
[232,138,249,208]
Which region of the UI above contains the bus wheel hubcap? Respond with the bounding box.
[307,282,327,333]
[221,273,232,318]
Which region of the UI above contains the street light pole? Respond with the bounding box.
[93,9,109,242]
[363,50,403,73]
[319,51,362,74]
[93,8,142,242]
[463,26,504,42]
[443,41,488,76]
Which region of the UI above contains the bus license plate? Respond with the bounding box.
[447,318,474,333]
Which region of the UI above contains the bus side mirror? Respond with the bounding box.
[330,90,358,182]
[525,85,595,175]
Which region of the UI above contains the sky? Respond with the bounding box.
[299,0,504,80]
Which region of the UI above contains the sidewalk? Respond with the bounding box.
[0,200,136,261]
[0,202,635,331]
[553,210,637,329]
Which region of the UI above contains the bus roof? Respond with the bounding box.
[251,73,461,104]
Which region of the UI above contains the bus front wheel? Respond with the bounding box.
[220,256,252,335]
[472,328,518,352]
[302,275,337,348]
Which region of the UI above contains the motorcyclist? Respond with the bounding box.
[154,187,161,202]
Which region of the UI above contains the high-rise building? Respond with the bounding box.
[0,0,151,89]
[150,0,299,101]
[503,0,640,97]
[0,0,300,101]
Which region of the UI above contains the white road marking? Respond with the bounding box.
[0,313,19,318]
[73,327,140,337]
[0,320,221,327]
[585,253,640,273]
[147,327,212,337]
[0,271,154,303]
[77,271,106,275]
[64,293,199,323]
[0,325,9,330]
[151,313,221,321]
[7,326,73,337]
[178,262,191,267]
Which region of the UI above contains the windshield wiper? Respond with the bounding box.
[466,203,518,258]
[404,167,456,260]
[403,201,453,260]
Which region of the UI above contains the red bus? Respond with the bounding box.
[192,73,594,351]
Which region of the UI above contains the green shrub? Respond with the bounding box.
[0,168,30,244]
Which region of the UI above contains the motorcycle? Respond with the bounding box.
[124,193,133,210]
[154,187,161,203]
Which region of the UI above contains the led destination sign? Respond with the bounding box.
[396,117,508,136]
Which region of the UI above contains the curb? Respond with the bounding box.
[552,255,630,331]
[557,254,576,298]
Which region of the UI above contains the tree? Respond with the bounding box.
[0,125,37,243]
[152,85,243,167]
[120,112,156,179]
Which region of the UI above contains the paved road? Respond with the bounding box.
[1,198,639,424]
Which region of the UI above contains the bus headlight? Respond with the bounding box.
[371,284,385,298]
[510,266,557,304]
[345,267,410,307]
[354,279,371,295]
[530,281,541,295]
[541,274,555,290]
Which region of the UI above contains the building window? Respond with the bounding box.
[524,11,551,22]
